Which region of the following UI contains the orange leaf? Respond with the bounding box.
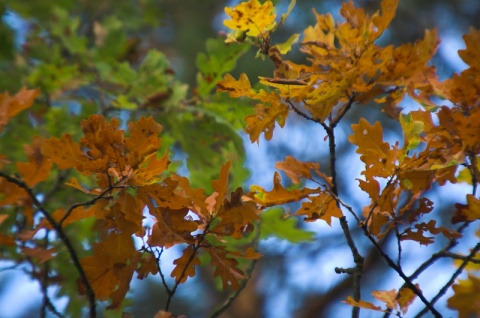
[148,207,197,248]
[64,177,98,195]
[208,161,232,214]
[208,247,245,290]
[401,220,460,246]
[217,73,254,99]
[211,188,260,239]
[372,289,397,310]
[458,28,480,69]
[275,156,332,186]
[0,87,40,132]
[108,253,140,310]
[250,172,318,207]
[103,231,137,264]
[0,214,15,246]
[16,136,52,187]
[42,133,88,171]
[348,118,397,179]
[125,116,163,169]
[295,192,343,224]
[370,0,398,42]
[217,73,279,103]
[21,247,56,264]
[343,296,383,312]
[171,245,201,284]
[136,253,159,279]
[79,244,120,301]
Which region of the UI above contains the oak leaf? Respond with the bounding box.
[224,0,276,37]
[343,296,383,312]
[349,118,398,180]
[171,245,201,284]
[453,194,480,223]
[125,116,163,168]
[211,187,260,239]
[447,274,480,318]
[79,243,121,301]
[401,220,460,246]
[275,156,331,186]
[371,289,397,310]
[21,247,56,264]
[148,207,197,248]
[0,87,40,132]
[208,247,245,290]
[136,253,159,279]
[16,136,52,187]
[250,172,318,207]
[295,192,343,224]
[397,286,418,314]
[244,101,289,143]
[108,253,140,310]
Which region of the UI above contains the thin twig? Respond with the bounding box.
[394,225,402,267]
[322,120,364,318]
[331,94,356,127]
[287,99,322,124]
[0,172,96,318]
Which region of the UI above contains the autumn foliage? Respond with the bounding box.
[1,0,480,317]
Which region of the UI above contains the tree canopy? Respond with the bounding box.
[1,0,480,317]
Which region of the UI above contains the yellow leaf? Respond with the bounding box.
[244,101,289,143]
[453,194,480,223]
[448,275,480,318]
[224,0,276,37]
[398,285,418,314]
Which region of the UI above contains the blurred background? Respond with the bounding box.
[1,0,479,317]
